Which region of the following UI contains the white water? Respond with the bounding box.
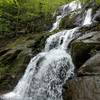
[2,27,79,100]
[50,0,81,32]
[83,9,92,26]
[1,1,93,100]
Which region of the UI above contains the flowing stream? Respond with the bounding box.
[50,0,81,32]
[1,0,92,100]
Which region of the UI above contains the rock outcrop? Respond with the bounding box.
[71,31,100,68]
[63,35,100,100]
[63,6,100,98]
[78,53,100,76]
[63,76,100,100]
[63,25,100,100]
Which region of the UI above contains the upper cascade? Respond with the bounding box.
[50,0,82,32]
[83,8,92,26]
[61,0,81,16]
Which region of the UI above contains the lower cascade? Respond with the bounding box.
[1,28,79,100]
[1,0,93,100]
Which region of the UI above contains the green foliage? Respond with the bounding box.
[0,0,100,36]
[96,0,100,4]
[0,0,70,36]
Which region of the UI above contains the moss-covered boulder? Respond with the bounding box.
[78,53,100,76]
[71,31,100,69]
[59,10,82,29]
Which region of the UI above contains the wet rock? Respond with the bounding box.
[77,31,100,43]
[0,49,22,64]
[78,53,100,76]
[0,97,3,100]
[0,49,10,57]
[0,32,52,94]
[59,14,78,29]
[0,49,32,94]
[79,23,100,33]
[59,10,83,29]
[71,31,100,68]
[63,76,100,100]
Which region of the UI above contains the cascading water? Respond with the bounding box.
[49,0,81,32]
[83,8,92,26]
[1,0,93,100]
[2,28,79,100]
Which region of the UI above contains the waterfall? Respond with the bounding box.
[50,0,81,32]
[49,15,62,32]
[83,9,92,26]
[2,27,79,100]
[1,0,93,100]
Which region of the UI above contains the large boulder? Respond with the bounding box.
[71,31,100,68]
[78,53,100,76]
[63,76,100,100]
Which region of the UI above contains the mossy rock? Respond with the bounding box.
[59,10,83,29]
[71,31,100,69]
[71,42,93,68]
[59,14,77,29]
[0,32,53,94]
[78,53,100,76]
[0,49,28,94]
[79,23,100,34]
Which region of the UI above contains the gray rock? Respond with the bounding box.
[71,31,100,68]
[77,31,100,43]
[63,76,100,100]
[78,53,100,76]
[93,10,100,23]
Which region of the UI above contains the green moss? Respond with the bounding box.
[59,11,80,29]
[0,64,8,78]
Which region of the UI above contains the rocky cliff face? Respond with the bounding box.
[63,6,100,100]
[63,76,100,100]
